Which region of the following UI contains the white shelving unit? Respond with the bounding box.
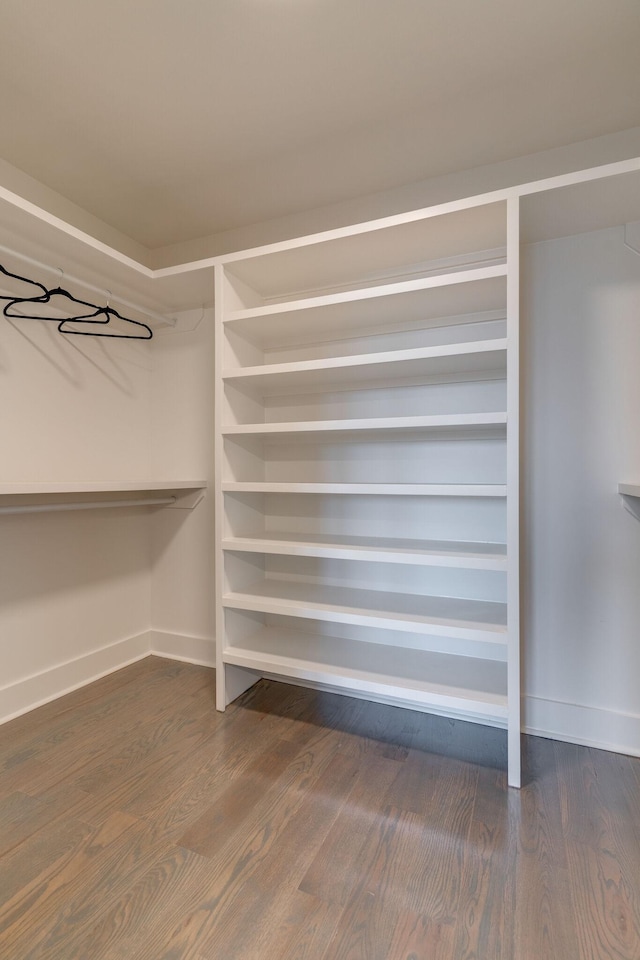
[215,196,522,785]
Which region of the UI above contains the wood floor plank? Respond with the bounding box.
[194,752,361,959]
[565,838,640,960]
[0,811,141,952]
[0,785,91,858]
[0,792,56,855]
[218,889,343,960]
[129,681,340,840]
[93,732,358,960]
[299,755,403,907]
[10,699,219,829]
[386,759,478,919]
[39,682,297,831]
[178,737,303,856]
[388,909,457,960]
[0,815,94,916]
[25,843,215,960]
[585,747,640,850]
[0,756,60,800]
[69,695,217,797]
[518,735,568,868]
[323,756,475,957]
[160,726,347,958]
[28,671,216,779]
[452,767,514,960]
[558,742,640,959]
[318,806,408,960]
[381,743,448,814]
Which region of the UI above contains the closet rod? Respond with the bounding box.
[0,496,177,516]
[0,243,177,328]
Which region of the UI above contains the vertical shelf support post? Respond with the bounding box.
[506,196,522,787]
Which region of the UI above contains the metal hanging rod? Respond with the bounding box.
[0,243,177,328]
[0,496,177,516]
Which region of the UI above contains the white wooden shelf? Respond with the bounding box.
[0,481,205,495]
[223,339,507,392]
[222,412,507,439]
[227,264,507,322]
[222,532,507,570]
[0,481,206,514]
[618,483,640,498]
[222,203,507,300]
[225,280,507,348]
[223,579,507,643]
[223,627,507,720]
[222,482,507,497]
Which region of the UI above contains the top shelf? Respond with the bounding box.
[226,263,507,322]
[223,203,507,302]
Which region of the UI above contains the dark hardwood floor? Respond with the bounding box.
[0,656,638,959]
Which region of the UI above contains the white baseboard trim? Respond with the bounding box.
[3,639,639,762]
[523,695,640,758]
[148,630,216,667]
[0,630,217,727]
[0,632,151,726]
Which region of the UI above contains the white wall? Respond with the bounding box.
[148,305,216,665]
[0,317,155,719]
[0,297,216,721]
[522,225,640,753]
[0,315,153,481]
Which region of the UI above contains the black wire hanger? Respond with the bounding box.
[0,263,49,302]
[2,263,153,340]
[3,282,108,322]
[58,304,152,340]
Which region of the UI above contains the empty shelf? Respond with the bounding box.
[222,338,507,392]
[222,412,507,439]
[222,532,507,570]
[223,579,507,643]
[227,264,507,321]
[223,626,508,719]
[222,482,507,497]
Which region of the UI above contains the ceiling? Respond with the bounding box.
[1,0,639,251]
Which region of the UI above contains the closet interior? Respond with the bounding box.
[1,157,639,788]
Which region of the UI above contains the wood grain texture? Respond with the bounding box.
[0,657,638,959]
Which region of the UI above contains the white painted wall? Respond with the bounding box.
[0,317,154,719]
[149,306,215,664]
[0,297,216,722]
[522,225,640,753]
[0,315,152,481]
